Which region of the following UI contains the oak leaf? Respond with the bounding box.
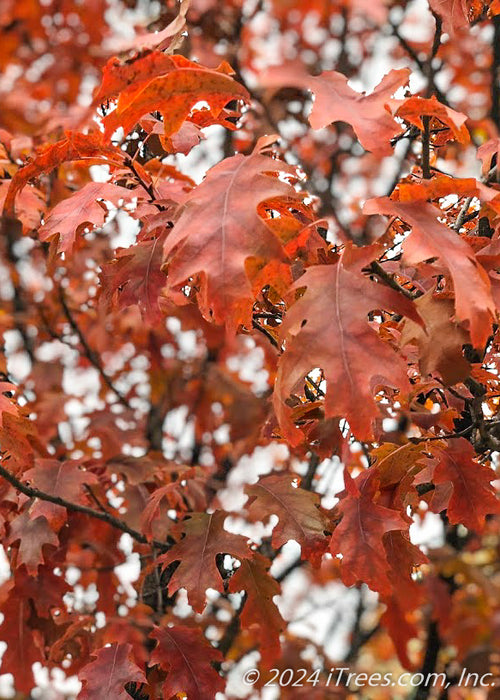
[24,459,98,530]
[330,470,407,594]
[228,552,285,663]
[0,593,42,692]
[78,642,146,700]
[156,510,252,612]
[245,474,329,562]
[150,625,224,700]
[100,230,167,323]
[428,0,469,37]
[3,132,126,218]
[275,244,422,442]
[260,63,409,155]
[388,95,470,144]
[7,511,58,574]
[39,182,135,254]
[102,55,249,140]
[429,438,500,531]
[162,147,301,329]
[401,291,470,385]
[363,197,495,347]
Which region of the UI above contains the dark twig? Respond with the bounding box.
[368,260,417,299]
[421,116,431,179]
[491,15,500,131]
[302,452,320,491]
[0,461,168,551]
[58,287,131,409]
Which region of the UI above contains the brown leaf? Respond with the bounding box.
[245,474,329,562]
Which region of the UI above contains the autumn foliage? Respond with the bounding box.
[1,0,500,698]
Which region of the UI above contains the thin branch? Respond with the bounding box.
[408,425,473,443]
[491,15,500,130]
[84,484,110,514]
[368,260,417,299]
[452,195,474,231]
[58,287,131,409]
[252,318,280,348]
[0,461,168,551]
[305,375,325,398]
[421,116,431,179]
[302,452,320,491]
[390,22,447,105]
[413,621,440,700]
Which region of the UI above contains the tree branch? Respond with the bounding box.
[58,287,131,409]
[0,461,168,551]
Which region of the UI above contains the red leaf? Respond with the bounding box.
[156,511,252,612]
[7,511,58,574]
[429,438,500,531]
[381,597,419,670]
[100,230,167,323]
[401,291,470,385]
[428,0,469,37]
[102,55,249,140]
[388,95,470,144]
[228,552,285,664]
[39,182,135,254]
[78,643,146,700]
[162,147,301,329]
[364,197,495,347]
[330,470,407,594]
[3,132,126,218]
[275,244,422,442]
[150,625,224,700]
[0,593,42,692]
[0,381,21,423]
[24,459,98,529]
[260,63,409,155]
[95,52,177,103]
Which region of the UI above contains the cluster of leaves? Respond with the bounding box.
[1,0,500,698]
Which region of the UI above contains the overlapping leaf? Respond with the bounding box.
[275,244,422,442]
[24,459,98,530]
[228,552,285,663]
[2,132,126,218]
[401,292,470,385]
[427,438,500,531]
[6,510,58,574]
[428,0,469,36]
[162,147,302,329]
[330,470,407,594]
[364,198,495,347]
[102,55,249,140]
[39,181,135,253]
[100,230,168,323]
[245,474,329,562]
